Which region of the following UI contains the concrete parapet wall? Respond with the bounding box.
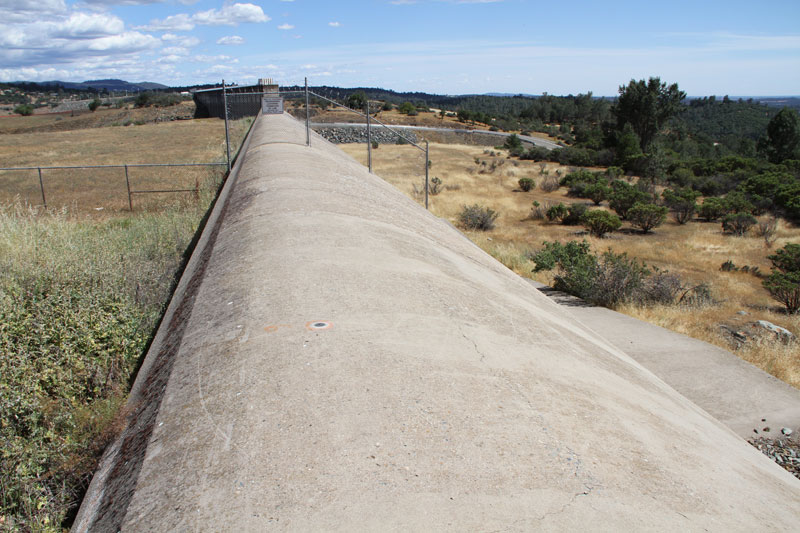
[73,112,800,531]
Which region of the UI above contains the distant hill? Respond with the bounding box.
[16,79,168,92]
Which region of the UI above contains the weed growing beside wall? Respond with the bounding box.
[0,202,209,530]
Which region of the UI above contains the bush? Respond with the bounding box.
[88,98,101,112]
[398,101,417,115]
[371,140,379,149]
[459,204,498,231]
[698,197,727,221]
[722,212,757,236]
[14,104,34,116]
[763,244,800,313]
[134,91,182,108]
[608,180,652,219]
[584,182,610,205]
[546,202,569,223]
[532,241,656,307]
[562,203,588,226]
[518,177,534,192]
[662,187,699,224]
[520,146,550,161]
[582,210,621,237]
[428,177,443,195]
[627,202,668,233]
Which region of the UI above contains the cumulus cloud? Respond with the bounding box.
[278,23,294,30]
[0,0,67,22]
[139,3,269,31]
[328,21,341,27]
[217,35,245,45]
[0,5,159,72]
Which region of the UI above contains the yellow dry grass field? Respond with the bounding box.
[340,141,800,388]
[0,114,249,213]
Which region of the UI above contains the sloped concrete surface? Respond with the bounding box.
[530,281,800,439]
[74,113,800,531]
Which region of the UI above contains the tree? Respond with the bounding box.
[699,197,727,221]
[763,244,800,313]
[88,98,101,112]
[608,180,651,219]
[398,101,417,115]
[14,104,33,116]
[582,210,621,237]
[722,212,757,236]
[613,123,643,170]
[662,187,699,224]
[614,77,686,150]
[346,91,366,111]
[627,202,668,233]
[764,107,800,163]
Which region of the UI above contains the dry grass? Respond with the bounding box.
[339,141,800,388]
[0,115,251,214]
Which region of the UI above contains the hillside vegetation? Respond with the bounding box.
[0,112,251,530]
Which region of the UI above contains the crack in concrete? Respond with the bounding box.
[460,328,486,363]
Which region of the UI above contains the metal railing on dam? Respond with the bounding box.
[73,112,800,531]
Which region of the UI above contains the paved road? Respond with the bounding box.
[529,281,800,439]
[311,121,563,150]
[74,113,799,531]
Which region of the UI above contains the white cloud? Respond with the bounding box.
[161,46,190,55]
[328,21,341,27]
[140,3,269,31]
[53,13,125,39]
[193,3,269,26]
[217,35,245,45]
[278,23,294,30]
[139,13,194,31]
[81,0,166,5]
[195,54,232,63]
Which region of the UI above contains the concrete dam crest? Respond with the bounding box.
[73,112,800,531]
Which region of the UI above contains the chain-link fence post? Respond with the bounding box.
[37,167,46,208]
[124,164,133,210]
[305,77,310,147]
[222,79,231,172]
[425,141,430,210]
[366,100,372,173]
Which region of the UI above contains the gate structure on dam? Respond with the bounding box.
[72,110,800,531]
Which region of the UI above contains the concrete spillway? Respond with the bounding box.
[74,113,800,531]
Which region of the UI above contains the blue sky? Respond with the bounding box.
[1,0,798,96]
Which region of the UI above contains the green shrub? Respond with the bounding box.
[763,244,800,313]
[0,205,206,529]
[562,203,588,226]
[582,210,621,237]
[504,134,523,151]
[584,182,610,205]
[698,197,727,221]
[662,187,699,224]
[398,101,417,115]
[88,98,101,112]
[608,180,651,219]
[518,177,534,192]
[13,104,34,116]
[722,212,757,236]
[531,240,671,307]
[428,177,443,195]
[546,202,569,223]
[627,202,668,233]
[459,204,498,231]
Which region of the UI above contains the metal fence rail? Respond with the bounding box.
[305,89,431,209]
[0,162,227,210]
